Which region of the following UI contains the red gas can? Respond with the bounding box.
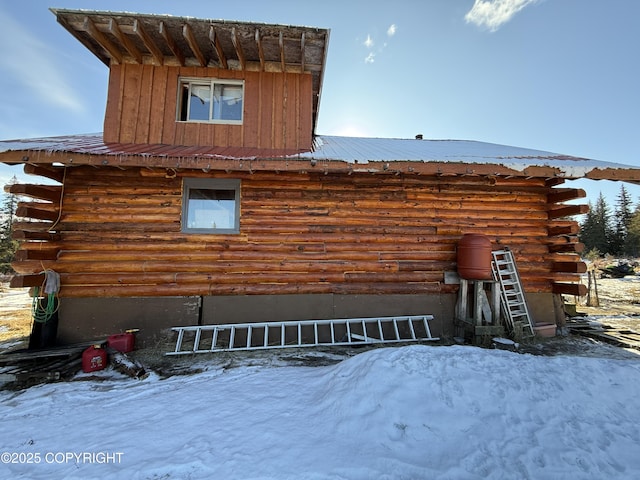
[107,332,135,353]
[82,345,107,373]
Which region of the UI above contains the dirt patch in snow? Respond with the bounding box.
[0,285,31,349]
[573,275,640,328]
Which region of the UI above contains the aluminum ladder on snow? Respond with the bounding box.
[491,248,535,337]
[166,315,439,355]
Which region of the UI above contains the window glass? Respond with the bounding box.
[182,179,240,233]
[213,84,243,120]
[178,78,243,123]
[188,84,211,121]
[187,188,236,229]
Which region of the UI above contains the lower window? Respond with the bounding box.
[182,178,240,233]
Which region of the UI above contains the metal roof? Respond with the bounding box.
[50,9,330,133]
[305,136,637,178]
[2,133,639,183]
[0,133,304,159]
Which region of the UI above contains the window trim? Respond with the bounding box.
[177,77,244,125]
[181,178,241,234]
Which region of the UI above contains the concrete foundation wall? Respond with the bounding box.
[57,296,201,346]
[526,292,563,326]
[55,291,561,348]
[56,293,458,347]
[203,293,457,338]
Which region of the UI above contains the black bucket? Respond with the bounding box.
[28,298,59,349]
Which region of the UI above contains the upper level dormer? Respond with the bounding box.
[52,9,329,151]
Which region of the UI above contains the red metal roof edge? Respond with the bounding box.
[0,134,309,161]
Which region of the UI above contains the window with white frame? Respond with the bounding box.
[177,78,244,124]
[182,178,240,233]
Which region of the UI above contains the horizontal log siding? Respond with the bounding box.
[104,64,313,150]
[10,167,583,297]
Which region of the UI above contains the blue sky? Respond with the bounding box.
[1,0,639,209]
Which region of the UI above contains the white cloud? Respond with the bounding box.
[465,0,540,32]
[0,10,84,113]
[361,24,397,64]
[364,34,374,48]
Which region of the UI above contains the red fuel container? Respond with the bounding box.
[107,332,135,353]
[82,345,107,373]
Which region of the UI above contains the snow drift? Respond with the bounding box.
[1,344,640,479]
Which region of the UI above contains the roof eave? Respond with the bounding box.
[6,148,640,183]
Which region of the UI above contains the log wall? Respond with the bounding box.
[103,64,313,150]
[10,166,586,298]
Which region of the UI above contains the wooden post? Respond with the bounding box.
[553,293,566,327]
[474,281,483,326]
[586,268,600,307]
[491,281,501,325]
[457,279,469,323]
[456,279,505,344]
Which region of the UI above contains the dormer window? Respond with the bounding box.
[178,78,244,124]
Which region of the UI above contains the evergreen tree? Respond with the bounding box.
[610,184,633,256]
[579,202,598,253]
[625,203,640,257]
[579,193,612,255]
[0,176,19,274]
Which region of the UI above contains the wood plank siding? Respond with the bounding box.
[10,166,586,297]
[103,64,313,150]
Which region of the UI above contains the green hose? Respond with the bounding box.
[32,286,58,324]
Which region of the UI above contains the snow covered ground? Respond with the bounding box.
[1,344,640,479]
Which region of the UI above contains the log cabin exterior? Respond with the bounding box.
[3,9,640,346]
